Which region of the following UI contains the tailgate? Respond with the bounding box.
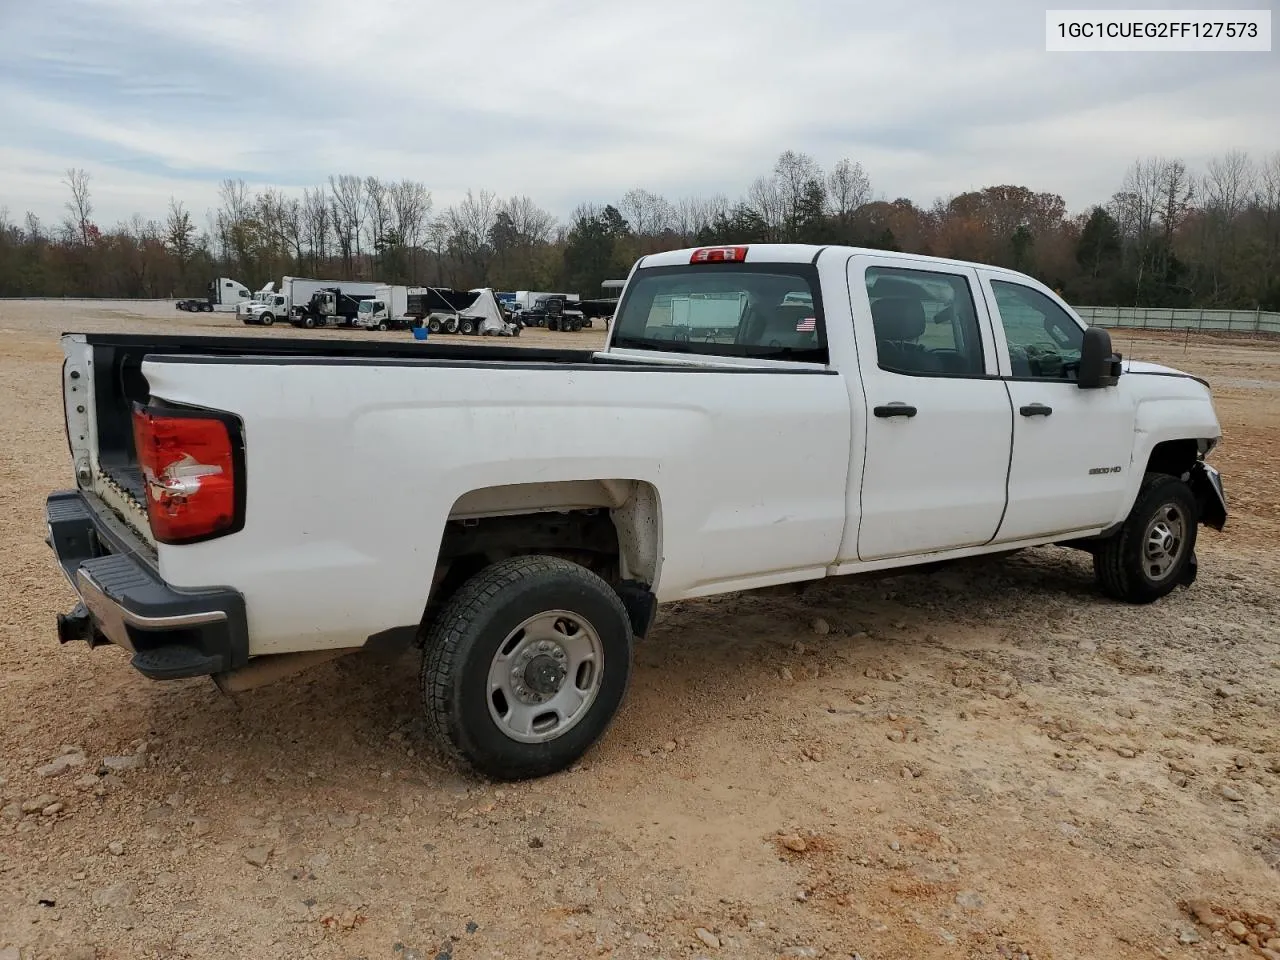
[61,335,156,552]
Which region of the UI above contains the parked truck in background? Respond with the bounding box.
[241,277,376,326]
[355,285,432,331]
[290,284,381,328]
[43,242,1227,783]
[175,278,252,313]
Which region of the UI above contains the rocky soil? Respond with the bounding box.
[0,301,1276,960]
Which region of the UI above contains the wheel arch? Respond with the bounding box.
[415,479,663,643]
[1108,428,1221,531]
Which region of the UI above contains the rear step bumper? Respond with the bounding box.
[45,490,249,680]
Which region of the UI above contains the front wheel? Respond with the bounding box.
[260,312,274,326]
[421,556,633,781]
[1094,473,1199,604]
[377,322,388,331]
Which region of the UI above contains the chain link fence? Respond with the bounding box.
[1075,305,1280,336]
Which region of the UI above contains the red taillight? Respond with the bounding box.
[131,407,240,545]
[690,246,748,263]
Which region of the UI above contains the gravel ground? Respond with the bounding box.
[0,301,1277,960]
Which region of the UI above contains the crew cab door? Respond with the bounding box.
[977,272,1136,541]
[844,257,1013,562]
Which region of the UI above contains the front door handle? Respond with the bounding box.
[1019,403,1053,417]
[873,402,917,419]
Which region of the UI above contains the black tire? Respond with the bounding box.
[460,318,476,335]
[260,312,274,326]
[570,318,582,332]
[1094,473,1199,604]
[421,556,633,781]
[428,317,442,333]
[377,322,388,331]
[444,317,459,334]
[303,315,316,328]
[548,317,560,332]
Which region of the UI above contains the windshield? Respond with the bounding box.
[357,301,377,316]
[611,263,826,363]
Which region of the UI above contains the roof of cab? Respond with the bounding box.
[634,243,1041,282]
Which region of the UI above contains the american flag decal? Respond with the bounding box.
[796,317,816,332]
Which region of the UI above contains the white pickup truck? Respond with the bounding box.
[45,243,1227,781]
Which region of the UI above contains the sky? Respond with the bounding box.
[0,0,1276,230]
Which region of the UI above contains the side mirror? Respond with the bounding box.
[1077,326,1122,389]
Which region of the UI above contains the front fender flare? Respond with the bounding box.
[1189,462,1227,531]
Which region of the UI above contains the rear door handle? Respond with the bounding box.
[873,403,917,419]
[1019,403,1053,417]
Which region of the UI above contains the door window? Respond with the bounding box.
[988,280,1085,380]
[865,266,985,376]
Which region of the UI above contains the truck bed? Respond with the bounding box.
[72,333,604,544]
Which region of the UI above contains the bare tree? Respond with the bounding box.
[1197,151,1255,301]
[826,158,872,237]
[165,198,196,263]
[446,189,499,281]
[302,187,330,268]
[364,176,391,257]
[329,174,365,273]
[501,195,556,244]
[1156,159,1194,243]
[670,194,728,242]
[774,151,822,219]
[389,179,431,278]
[1257,151,1280,282]
[747,175,785,240]
[62,167,94,245]
[619,189,674,237]
[424,216,451,285]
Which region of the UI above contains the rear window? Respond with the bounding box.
[611,263,827,363]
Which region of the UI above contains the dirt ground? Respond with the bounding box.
[0,300,1277,960]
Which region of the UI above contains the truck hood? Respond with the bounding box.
[1122,358,1209,388]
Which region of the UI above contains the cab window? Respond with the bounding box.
[612,263,826,363]
[988,280,1084,380]
[865,266,985,376]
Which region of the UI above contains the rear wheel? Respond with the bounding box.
[421,556,633,781]
[428,317,442,333]
[460,318,476,335]
[1094,473,1199,604]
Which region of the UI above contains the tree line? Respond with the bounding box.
[2,149,1278,310]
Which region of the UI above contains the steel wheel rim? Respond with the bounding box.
[1142,501,1188,582]
[486,610,604,744]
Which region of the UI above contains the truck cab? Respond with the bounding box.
[292,288,374,328]
[242,292,290,326]
[176,278,252,313]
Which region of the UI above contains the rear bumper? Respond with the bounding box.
[45,490,249,680]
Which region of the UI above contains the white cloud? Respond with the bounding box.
[1,0,1276,227]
